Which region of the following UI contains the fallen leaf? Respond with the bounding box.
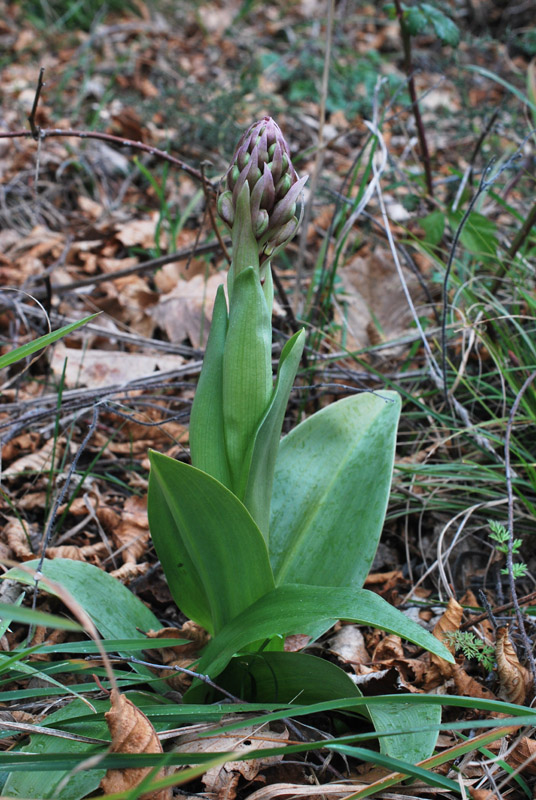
[50,342,183,388]
[1,437,65,480]
[333,247,427,351]
[112,495,150,565]
[495,627,531,705]
[326,624,370,667]
[506,735,536,775]
[155,272,226,348]
[2,517,35,559]
[431,596,464,676]
[177,726,288,800]
[100,689,171,800]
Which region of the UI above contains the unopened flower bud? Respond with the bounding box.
[217,117,307,262]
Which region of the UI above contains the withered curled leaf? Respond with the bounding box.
[100,689,171,800]
[495,627,531,706]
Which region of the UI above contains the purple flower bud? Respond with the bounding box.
[217,117,307,260]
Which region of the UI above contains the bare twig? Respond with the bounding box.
[24,238,230,299]
[0,127,216,189]
[127,656,243,703]
[504,369,536,688]
[392,0,434,198]
[27,67,46,140]
[460,590,536,630]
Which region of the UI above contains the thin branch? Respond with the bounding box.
[0,127,216,189]
[24,238,229,299]
[392,0,434,198]
[28,67,46,140]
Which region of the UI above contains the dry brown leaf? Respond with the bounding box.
[146,622,210,689]
[116,215,166,249]
[111,561,150,582]
[1,437,65,480]
[100,689,171,800]
[452,663,497,700]
[46,542,108,562]
[333,247,426,351]
[245,783,365,800]
[469,790,498,800]
[495,627,531,705]
[111,494,150,565]
[1,432,40,463]
[506,735,536,775]
[155,272,226,348]
[372,634,404,662]
[431,596,464,676]
[3,517,35,559]
[50,342,183,389]
[177,726,288,800]
[326,625,370,667]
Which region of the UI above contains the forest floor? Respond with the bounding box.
[0,1,535,798]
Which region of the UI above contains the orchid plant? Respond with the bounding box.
[146,119,452,735]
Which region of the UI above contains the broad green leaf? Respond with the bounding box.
[196,583,454,679]
[0,314,99,370]
[186,649,366,705]
[223,266,272,492]
[405,6,427,35]
[189,285,231,488]
[148,452,275,633]
[6,559,160,639]
[365,698,441,762]
[148,453,212,631]
[419,209,445,247]
[187,650,440,762]
[243,329,305,538]
[2,698,108,799]
[449,210,498,258]
[270,391,401,588]
[5,559,164,687]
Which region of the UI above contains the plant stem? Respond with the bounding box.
[393,0,434,198]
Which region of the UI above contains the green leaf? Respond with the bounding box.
[2,698,108,799]
[196,583,454,679]
[0,314,99,370]
[243,329,305,538]
[223,266,273,492]
[270,391,401,588]
[186,650,439,761]
[148,452,275,634]
[420,209,445,247]
[0,602,82,631]
[405,6,427,36]
[420,3,460,46]
[449,210,498,257]
[189,285,231,488]
[5,559,164,687]
[186,649,365,705]
[366,698,441,762]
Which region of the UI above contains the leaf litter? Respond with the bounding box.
[0,0,535,798]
